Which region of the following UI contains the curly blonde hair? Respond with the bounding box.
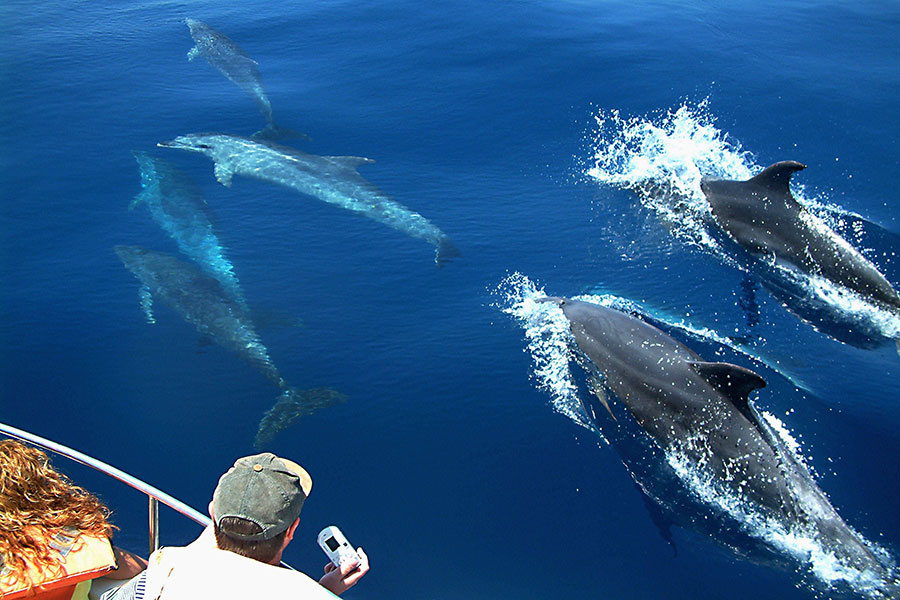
[0,438,114,590]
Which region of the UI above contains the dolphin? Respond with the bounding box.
[700,161,900,311]
[541,296,895,590]
[185,19,296,139]
[114,245,343,430]
[158,133,460,265]
[131,152,246,308]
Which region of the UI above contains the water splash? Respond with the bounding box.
[583,99,860,236]
[778,264,900,341]
[583,100,900,344]
[583,100,750,253]
[760,411,805,466]
[495,273,596,432]
[667,431,895,599]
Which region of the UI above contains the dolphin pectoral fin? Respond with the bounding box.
[214,162,234,187]
[326,156,376,170]
[139,285,156,324]
[129,191,148,210]
[187,46,199,61]
[588,375,617,421]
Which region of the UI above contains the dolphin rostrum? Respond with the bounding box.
[700,161,900,310]
[115,245,344,437]
[158,133,460,265]
[185,19,293,139]
[542,296,895,591]
[131,151,246,308]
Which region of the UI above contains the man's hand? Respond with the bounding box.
[318,547,369,596]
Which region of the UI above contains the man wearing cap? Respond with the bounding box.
[99,453,369,599]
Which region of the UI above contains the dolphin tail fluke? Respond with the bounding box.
[435,237,461,267]
[253,387,347,448]
[252,124,312,143]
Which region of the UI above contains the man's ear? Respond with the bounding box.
[284,517,300,541]
[208,501,215,520]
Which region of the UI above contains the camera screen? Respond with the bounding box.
[325,537,340,551]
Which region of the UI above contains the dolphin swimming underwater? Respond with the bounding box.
[131,152,245,307]
[540,296,895,592]
[700,161,900,311]
[115,245,343,436]
[185,19,290,139]
[158,133,460,265]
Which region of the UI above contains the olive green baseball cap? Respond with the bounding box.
[211,452,313,541]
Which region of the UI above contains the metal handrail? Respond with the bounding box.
[0,421,209,556]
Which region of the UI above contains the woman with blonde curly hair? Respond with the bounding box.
[0,438,145,599]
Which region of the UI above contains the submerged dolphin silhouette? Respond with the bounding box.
[131,152,245,308]
[700,161,900,311]
[541,296,894,589]
[115,245,343,439]
[185,19,299,140]
[158,133,460,265]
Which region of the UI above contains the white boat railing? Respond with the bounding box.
[0,421,209,557]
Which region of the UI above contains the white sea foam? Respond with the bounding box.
[760,411,803,462]
[772,260,900,340]
[583,99,854,233]
[668,441,893,597]
[584,100,751,254]
[495,273,598,433]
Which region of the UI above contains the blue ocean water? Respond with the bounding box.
[2,1,899,598]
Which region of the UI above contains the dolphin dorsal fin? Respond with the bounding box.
[748,161,806,194]
[688,361,766,424]
[691,362,808,467]
[327,156,376,170]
